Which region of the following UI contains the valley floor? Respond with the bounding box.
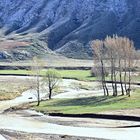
[0,76,140,140]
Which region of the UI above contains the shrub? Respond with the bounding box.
[90,67,109,77]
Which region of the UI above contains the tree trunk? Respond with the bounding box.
[111,60,115,96]
[104,83,109,96]
[103,68,109,96]
[120,74,124,96]
[36,76,40,106]
[101,60,108,96]
[119,59,124,96]
[127,66,131,97]
[37,89,40,106]
[49,88,52,99]
[114,75,117,96]
[124,60,127,94]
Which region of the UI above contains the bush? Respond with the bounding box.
[90,67,97,77]
[91,67,109,77]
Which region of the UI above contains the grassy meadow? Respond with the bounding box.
[0,69,96,81]
[32,89,140,114]
[0,69,140,82]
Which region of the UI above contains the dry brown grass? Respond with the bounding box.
[0,77,33,100]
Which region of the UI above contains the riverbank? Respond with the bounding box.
[1,108,140,140]
[1,129,103,140]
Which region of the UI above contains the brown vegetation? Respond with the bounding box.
[0,40,30,51]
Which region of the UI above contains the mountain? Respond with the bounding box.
[0,0,140,59]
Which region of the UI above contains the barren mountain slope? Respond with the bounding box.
[0,0,140,59]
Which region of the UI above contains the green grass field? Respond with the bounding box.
[0,70,29,75]
[32,89,140,114]
[56,70,96,81]
[0,69,140,82]
[0,69,96,81]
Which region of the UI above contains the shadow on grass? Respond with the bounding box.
[47,96,127,107]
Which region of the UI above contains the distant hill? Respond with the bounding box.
[0,0,140,59]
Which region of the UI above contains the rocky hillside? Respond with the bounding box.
[0,0,140,59]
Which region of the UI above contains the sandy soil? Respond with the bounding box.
[0,129,104,140]
[100,109,140,117]
[1,109,140,140]
[4,109,140,128]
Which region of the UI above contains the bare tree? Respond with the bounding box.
[105,36,137,96]
[123,40,128,93]
[91,40,109,96]
[92,36,136,97]
[119,37,136,97]
[31,57,43,106]
[43,69,61,99]
[126,39,135,97]
[104,36,118,96]
[114,36,125,96]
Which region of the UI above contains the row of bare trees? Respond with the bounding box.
[91,35,137,97]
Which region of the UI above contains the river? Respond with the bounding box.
[0,76,140,140]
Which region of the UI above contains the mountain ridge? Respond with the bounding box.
[0,0,140,59]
